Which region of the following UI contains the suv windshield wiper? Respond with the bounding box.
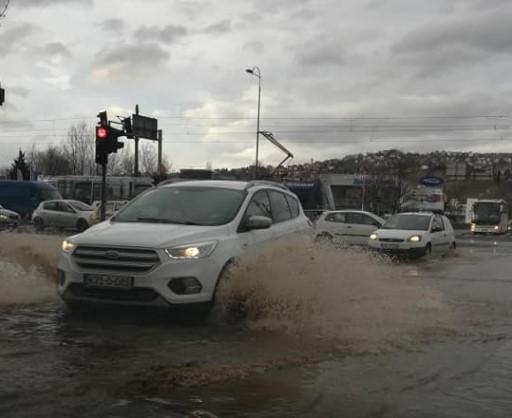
[135,217,177,224]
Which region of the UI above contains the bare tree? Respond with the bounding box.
[140,142,158,175]
[65,121,95,176]
[27,145,71,176]
[120,144,135,176]
[107,144,135,176]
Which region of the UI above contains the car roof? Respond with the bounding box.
[159,179,291,192]
[395,212,433,217]
[325,210,377,214]
[160,180,247,190]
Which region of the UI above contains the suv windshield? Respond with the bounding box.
[68,201,93,211]
[114,186,245,226]
[382,214,431,231]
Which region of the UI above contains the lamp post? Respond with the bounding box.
[245,66,261,179]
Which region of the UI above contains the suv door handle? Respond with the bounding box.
[346,225,352,229]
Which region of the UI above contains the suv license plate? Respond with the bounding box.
[84,274,133,290]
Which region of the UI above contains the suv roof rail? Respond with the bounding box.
[244,180,289,191]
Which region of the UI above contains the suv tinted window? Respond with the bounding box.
[245,190,272,219]
[325,212,346,223]
[44,202,58,211]
[285,195,300,218]
[268,190,292,223]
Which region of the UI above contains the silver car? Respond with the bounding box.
[32,200,95,232]
[315,210,385,246]
[0,204,21,230]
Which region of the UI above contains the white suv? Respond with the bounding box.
[57,180,312,313]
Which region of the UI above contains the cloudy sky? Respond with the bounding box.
[1,0,512,170]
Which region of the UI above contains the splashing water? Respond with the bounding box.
[0,233,61,305]
[215,240,449,351]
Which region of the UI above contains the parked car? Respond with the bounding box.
[91,200,129,224]
[315,210,385,245]
[32,200,95,232]
[368,212,456,258]
[0,204,21,230]
[0,181,61,218]
[57,180,312,315]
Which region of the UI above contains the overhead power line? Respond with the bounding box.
[1,113,512,126]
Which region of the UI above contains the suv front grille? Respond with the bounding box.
[72,245,160,272]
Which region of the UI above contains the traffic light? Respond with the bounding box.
[95,111,125,165]
[122,117,133,139]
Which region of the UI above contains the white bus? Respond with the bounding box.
[41,176,154,205]
[470,199,509,234]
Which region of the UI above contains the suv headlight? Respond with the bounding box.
[369,233,378,240]
[62,240,76,253]
[408,235,422,242]
[165,241,217,260]
[0,214,8,221]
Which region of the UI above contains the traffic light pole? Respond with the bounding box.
[134,104,140,177]
[157,129,163,173]
[100,162,107,221]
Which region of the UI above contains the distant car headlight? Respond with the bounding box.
[62,240,76,253]
[408,235,422,242]
[0,214,8,221]
[471,223,476,231]
[165,241,217,260]
[369,233,378,240]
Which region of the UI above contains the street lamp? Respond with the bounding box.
[245,66,261,179]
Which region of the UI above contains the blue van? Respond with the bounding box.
[0,181,62,218]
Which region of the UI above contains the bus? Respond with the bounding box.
[41,176,154,205]
[470,199,509,234]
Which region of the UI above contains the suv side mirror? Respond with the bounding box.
[245,215,272,230]
[431,226,442,233]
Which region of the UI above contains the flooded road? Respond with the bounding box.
[1,233,512,417]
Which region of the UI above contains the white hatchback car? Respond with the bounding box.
[32,200,95,232]
[57,180,312,313]
[315,210,385,245]
[368,212,456,258]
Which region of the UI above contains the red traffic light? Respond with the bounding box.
[96,127,108,140]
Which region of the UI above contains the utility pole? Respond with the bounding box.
[134,104,140,177]
[245,66,262,179]
[157,129,163,174]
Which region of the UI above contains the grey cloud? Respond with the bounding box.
[8,86,30,97]
[400,45,489,78]
[97,18,125,33]
[41,42,72,59]
[244,40,264,54]
[94,41,170,73]
[203,20,231,34]
[296,41,345,68]
[467,0,509,11]
[15,0,92,7]
[134,25,188,44]
[2,22,37,54]
[254,0,310,14]
[394,9,512,55]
